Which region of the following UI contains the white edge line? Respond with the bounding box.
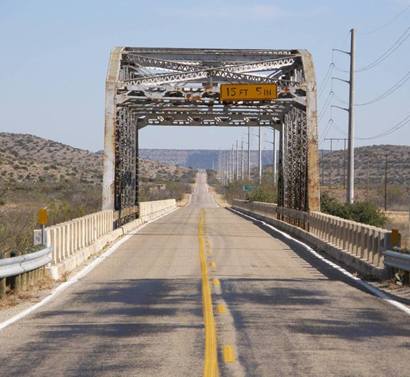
[231,208,410,316]
[208,184,220,208]
[0,207,179,332]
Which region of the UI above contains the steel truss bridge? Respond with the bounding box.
[103,47,320,220]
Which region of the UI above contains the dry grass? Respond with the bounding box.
[0,274,54,309]
[0,132,195,256]
[0,181,102,256]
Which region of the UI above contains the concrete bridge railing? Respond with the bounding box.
[308,211,390,268]
[45,210,114,265]
[35,199,177,279]
[232,199,394,278]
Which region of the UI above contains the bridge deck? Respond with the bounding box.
[0,173,409,376]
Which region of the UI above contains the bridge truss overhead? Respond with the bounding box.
[103,47,320,219]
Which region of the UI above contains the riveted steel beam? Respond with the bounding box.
[103,47,319,214]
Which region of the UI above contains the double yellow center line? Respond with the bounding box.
[198,209,219,377]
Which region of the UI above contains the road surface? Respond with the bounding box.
[0,172,409,376]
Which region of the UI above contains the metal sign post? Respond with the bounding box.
[37,208,48,245]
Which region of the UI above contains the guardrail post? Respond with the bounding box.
[374,231,383,267]
[0,253,5,298]
[358,226,365,259]
[57,226,62,263]
[11,252,21,294]
[352,224,359,256]
[0,277,5,298]
[21,271,27,291]
[334,219,340,247]
[28,270,33,289]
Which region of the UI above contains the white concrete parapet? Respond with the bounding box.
[232,199,393,276]
[308,211,390,268]
[35,199,177,279]
[45,210,114,265]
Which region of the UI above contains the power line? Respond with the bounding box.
[357,112,410,140]
[357,26,410,72]
[335,26,410,73]
[356,70,410,105]
[359,4,410,35]
[321,118,335,142]
[318,63,334,97]
[330,70,410,106]
[333,92,348,105]
[318,91,334,121]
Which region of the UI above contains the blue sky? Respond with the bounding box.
[0,0,409,152]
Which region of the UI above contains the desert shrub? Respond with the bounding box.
[0,208,37,256]
[321,192,351,218]
[221,181,247,204]
[321,192,387,227]
[247,186,276,203]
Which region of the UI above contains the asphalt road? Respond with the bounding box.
[0,172,409,376]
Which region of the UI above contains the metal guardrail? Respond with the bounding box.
[0,247,51,297]
[384,250,410,272]
[0,247,51,278]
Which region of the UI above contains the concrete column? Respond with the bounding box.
[82,218,86,248]
[58,226,63,262]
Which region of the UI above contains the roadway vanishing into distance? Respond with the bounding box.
[0,172,409,376]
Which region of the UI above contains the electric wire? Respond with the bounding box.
[329,70,410,106]
[357,26,410,72]
[321,118,335,142]
[335,26,410,73]
[318,91,334,121]
[357,112,410,140]
[359,4,410,35]
[318,62,335,98]
[356,70,410,105]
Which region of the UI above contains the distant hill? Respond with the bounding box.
[1,134,408,187]
[140,149,274,169]
[141,145,410,186]
[0,133,190,186]
[319,145,410,186]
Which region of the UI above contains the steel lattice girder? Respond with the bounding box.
[103,47,320,214]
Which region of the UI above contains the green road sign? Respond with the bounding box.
[242,184,255,192]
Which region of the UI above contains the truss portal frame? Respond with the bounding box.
[103,47,320,216]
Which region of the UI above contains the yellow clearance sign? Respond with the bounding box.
[37,207,48,225]
[220,83,277,101]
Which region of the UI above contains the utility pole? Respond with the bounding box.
[329,139,333,188]
[366,152,370,200]
[384,153,388,212]
[231,145,235,181]
[247,126,251,181]
[321,150,324,186]
[241,139,244,180]
[258,125,262,185]
[225,151,229,185]
[228,148,231,183]
[347,28,355,204]
[331,28,355,203]
[272,128,277,186]
[324,137,348,189]
[222,151,225,184]
[343,138,347,189]
[236,140,239,181]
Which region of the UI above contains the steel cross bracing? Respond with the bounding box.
[122,55,296,86]
[103,47,320,216]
